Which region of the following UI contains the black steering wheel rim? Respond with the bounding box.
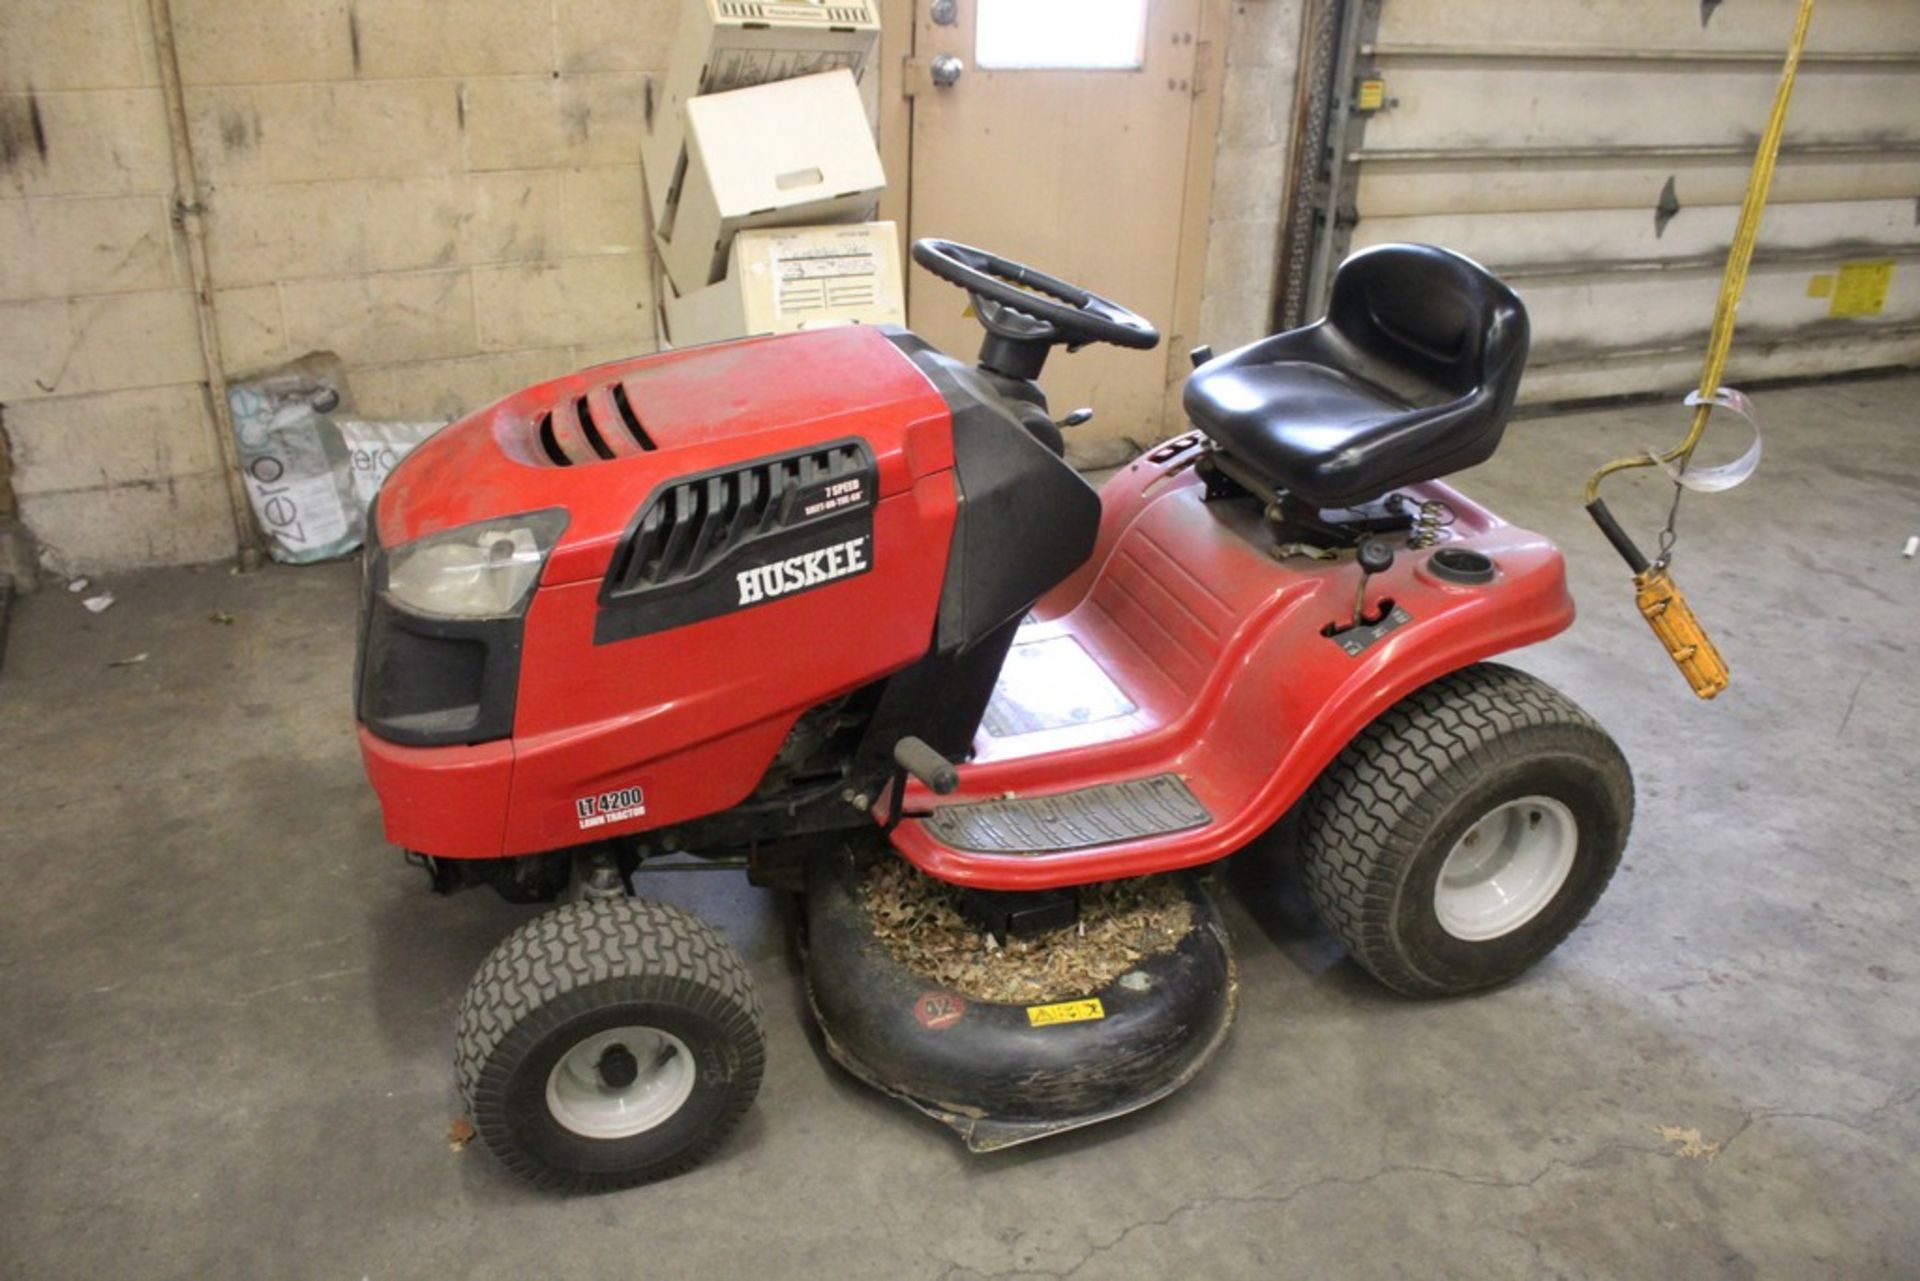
[911,238,1161,352]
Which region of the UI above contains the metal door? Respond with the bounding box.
[906,0,1207,458]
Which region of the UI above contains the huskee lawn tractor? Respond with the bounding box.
[356,240,1632,1191]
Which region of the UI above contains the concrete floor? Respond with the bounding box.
[2,373,1916,1279]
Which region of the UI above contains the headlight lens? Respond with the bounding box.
[384,509,567,619]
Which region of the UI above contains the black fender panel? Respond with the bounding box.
[803,848,1238,1151]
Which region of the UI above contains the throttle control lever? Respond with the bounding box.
[1352,538,1395,629]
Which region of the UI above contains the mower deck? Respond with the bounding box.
[891,449,1575,889]
[803,850,1238,1152]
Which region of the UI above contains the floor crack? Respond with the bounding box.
[994,1144,1647,1280]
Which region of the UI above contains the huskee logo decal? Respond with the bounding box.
[736,534,871,606]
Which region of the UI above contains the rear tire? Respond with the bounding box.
[1297,663,1633,998]
[456,897,765,1192]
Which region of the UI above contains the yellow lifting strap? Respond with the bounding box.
[1582,0,1817,700]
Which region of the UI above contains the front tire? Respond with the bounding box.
[1298,663,1633,998]
[455,897,765,1192]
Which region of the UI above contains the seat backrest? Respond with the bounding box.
[1326,244,1528,403]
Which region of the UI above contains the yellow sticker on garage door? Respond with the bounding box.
[1830,260,1893,318]
[1027,998,1105,1027]
[1806,273,1834,299]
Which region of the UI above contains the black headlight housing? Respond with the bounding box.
[354,508,564,747]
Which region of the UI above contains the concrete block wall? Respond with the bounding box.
[1199,0,1302,353]
[0,0,235,572]
[0,0,673,574]
[179,0,669,426]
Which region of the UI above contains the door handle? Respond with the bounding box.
[930,53,965,87]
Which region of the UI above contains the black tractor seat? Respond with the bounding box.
[1183,243,1529,509]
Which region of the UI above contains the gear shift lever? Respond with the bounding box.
[1353,538,1395,628]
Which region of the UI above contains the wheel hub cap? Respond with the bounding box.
[596,1043,640,1090]
[1433,795,1578,942]
[546,1026,695,1139]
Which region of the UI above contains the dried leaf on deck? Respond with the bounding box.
[860,859,1192,1004]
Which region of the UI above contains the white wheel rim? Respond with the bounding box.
[545,1026,696,1140]
[1433,795,1579,942]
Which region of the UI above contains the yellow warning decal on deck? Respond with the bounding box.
[1026,998,1105,1027]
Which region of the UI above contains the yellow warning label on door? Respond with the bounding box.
[1830,260,1893,318]
[1026,998,1105,1027]
[1806,274,1834,299]
[1357,78,1386,111]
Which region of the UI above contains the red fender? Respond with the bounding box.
[886,447,1574,890]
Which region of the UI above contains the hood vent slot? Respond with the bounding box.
[606,440,872,598]
[530,378,658,466]
[576,396,615,460]
[536,412,568,466]
[610,382,656,451]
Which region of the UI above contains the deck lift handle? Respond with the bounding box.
[893,736,960,796]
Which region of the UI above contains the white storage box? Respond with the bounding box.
[640,0,881,227]
[664,221,904,347]
[654,69,886,295]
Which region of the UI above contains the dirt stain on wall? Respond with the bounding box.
[219,109,262,153]
[0,89,50,171]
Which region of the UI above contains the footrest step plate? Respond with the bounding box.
[923,774,1210,855]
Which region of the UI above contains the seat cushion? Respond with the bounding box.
[1186,355,1486,507]
[1189,359,1414,462]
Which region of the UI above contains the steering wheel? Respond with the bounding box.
[911,239,1161,352]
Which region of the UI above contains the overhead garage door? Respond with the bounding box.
[1303,0,1920,403]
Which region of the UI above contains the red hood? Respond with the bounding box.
[375,326,955,584]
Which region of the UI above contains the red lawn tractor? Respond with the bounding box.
[356,240,1631,1191]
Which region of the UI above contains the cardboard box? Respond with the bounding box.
[654,70,885,295]
[640,0,881,229]
[664,221,904,347]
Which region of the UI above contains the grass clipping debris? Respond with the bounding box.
[862,859,1192,1004]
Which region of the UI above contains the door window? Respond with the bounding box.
[974,0,1149,71]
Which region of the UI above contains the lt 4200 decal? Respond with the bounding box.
[576,785,646,830]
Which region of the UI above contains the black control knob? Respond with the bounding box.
[1357,538,1396,576]
[1352,538,1396,628]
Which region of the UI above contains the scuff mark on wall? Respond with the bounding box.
[0,408,16,523]
[563,97,593,145]
[28,93,46,163]
[0,90,51,171]
[349,5,363,76]
[219,110,256,153]
[0,408,39,591]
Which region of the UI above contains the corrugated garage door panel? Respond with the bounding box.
[1378,0,1919,53]
[1360,153,1920,218]
[1338,0,1920,403]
